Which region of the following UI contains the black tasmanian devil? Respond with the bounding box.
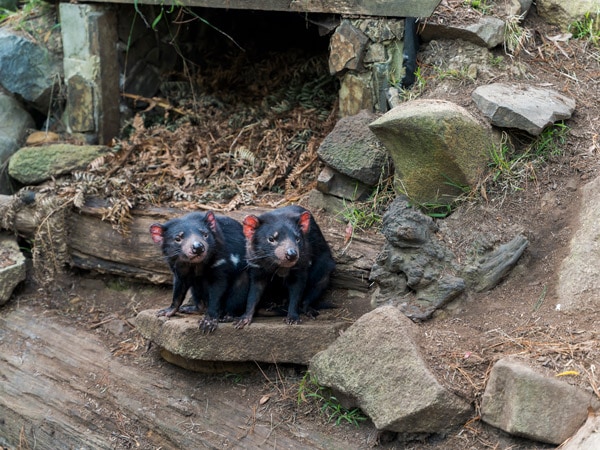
[234,205,336,328]
[150,211,248,333]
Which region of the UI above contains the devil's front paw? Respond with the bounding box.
[284,315,301,325]
[157,306,177,317]
[234,316,253,329]
[179,304,201,315]
[199,316,219,334]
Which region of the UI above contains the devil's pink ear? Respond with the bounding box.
[243,215,260,240]
[205,211,218,233]
[150,224,164,244]
[298,211,311,234]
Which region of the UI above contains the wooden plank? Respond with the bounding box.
[79,0,442,18]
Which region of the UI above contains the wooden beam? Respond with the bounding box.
[78,0,442,18]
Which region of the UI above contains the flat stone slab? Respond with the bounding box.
[472,83,576,135]
[135,309,351,366]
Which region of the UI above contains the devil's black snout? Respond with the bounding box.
[285,248,298,261]
[192,241,205,255]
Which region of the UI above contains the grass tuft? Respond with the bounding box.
[570,11,600,47]
[297,371,368,427]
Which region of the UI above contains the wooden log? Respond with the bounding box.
[0,305,371,448]
[0,194,383,290]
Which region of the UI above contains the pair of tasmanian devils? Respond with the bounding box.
[150,205,336,333]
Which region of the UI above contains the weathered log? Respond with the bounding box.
[0,305,368,448]
[0,194,383,290]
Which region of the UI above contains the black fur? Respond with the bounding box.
[235,205,335,328]
[150,211,248,333]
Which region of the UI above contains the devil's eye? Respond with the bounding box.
[268,235,276,243]
[174,232,184,243]
[202,231,209,238]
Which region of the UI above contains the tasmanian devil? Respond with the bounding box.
[150,211,248,333]
[234,205,335,328]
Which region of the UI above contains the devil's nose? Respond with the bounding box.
[192,241,205,254]
[285,248,298,261]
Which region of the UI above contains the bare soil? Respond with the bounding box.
[3,1,600,449]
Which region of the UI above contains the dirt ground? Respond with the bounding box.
[3,1,600,449]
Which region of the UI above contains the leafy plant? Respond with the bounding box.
[297,371,367,427]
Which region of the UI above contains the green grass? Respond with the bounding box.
[0,0,54,30]
[464,0,492,15]
[484,123,570,196]
[338,171,395,236]
[530,121,569,158]
[570,11,600,46]
[297,372,367,427]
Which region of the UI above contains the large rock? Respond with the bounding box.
[0,93,34,162]
[329,20,369,75]
[472,83,576,135]
[420,16,506,48]
[135,309,350,365]
[481,357,599,445]
[0,28,62,114]
[0,233,27,307]
[369,99,496,205]
[560,413,600,450]
[8,144,112,185]
[309,305,472,433]
[556,175,600,311]
[537,0,600,31]
[317,110,391,187]
[0,92,35,194]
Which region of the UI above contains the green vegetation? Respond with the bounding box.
[0,0,55,32]
[397,66,427,102]
[224,373,245,384]
[338,171,395,235]
[403,123,570,218]
[297,371,368,427]
[485,122,570,195]
[464,0,492,15]
[434,65,474,82]
[570,11,600,46]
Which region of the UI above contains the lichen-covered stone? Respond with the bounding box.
[135,309,350,365]
[481,357,600,444]
[8,144,112,184]
[369,99,496,205]
[317,110,390,186]
[310,305,472,433]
